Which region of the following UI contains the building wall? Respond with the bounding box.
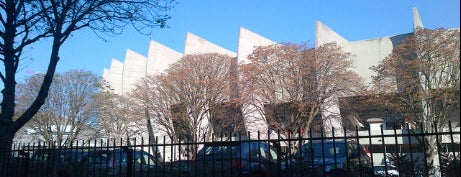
[102,8,453,138]
[122,50,147,95]
[146,40,183,75]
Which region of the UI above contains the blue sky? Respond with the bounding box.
[18,0,460,81]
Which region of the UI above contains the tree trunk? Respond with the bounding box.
[0,127,14,176]
[426,135,441,176]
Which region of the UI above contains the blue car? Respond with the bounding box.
[194,140,284,177]
[286,140,372,177]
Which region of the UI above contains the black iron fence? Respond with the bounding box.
[2,124,460,177]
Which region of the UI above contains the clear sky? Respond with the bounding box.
[17,0,460,81]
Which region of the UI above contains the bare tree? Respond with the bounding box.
[131,75,177,143]
[240,43,365,138]
[15,70,99,147]
[0,0,174,162]
[130,53,234,157]
[95,84,143,144]
[368,28,460,176]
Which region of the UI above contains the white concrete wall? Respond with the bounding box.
[146,40,182,75]
[102,68,110,84]
[108,59,124,95]
[122,49,147,95]
[184,32,236,57]
[236,27,278,137]
[237,27,276,64]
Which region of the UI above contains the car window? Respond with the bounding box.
[258,143,268,158]
[32,152,49,162]
[197,143,241,157]
[269,147,278,160]
[134,152,143,165]
[58,151,76,162]
[142,152,157,165]
[248,143,260,158]
[87,152,109,164]
[297,142,346,159]
[113,151,127,165]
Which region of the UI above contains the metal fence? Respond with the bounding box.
[2,123,460,177]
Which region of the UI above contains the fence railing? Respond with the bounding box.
[2,124,460,177]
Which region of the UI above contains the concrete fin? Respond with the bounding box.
[102,68,110,82]
[147,40,183,75]
[125,49,147,62]
[413,7,424,31]
[184,32,236,57]
[109,59,124,95]
[122,49,147,94]
[315,21,348,47]
[237,27,276,64]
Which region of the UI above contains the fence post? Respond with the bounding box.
[123,146,133,177]
[19,150,29,177]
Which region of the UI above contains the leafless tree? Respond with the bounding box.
[0,0,174,163]
[95,83,144,145]
[130,53,235,157]
[368,28,460,176]
[131,74,176,143]
[15,70,99,147]
[240,43,365,138]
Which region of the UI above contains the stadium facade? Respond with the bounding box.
[101,8,449,138]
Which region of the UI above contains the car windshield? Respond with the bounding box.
[32,149,85,163]
[374,165,397,171]
[84,149,161,166]
[297,141,346,158]
[197,142,241,158]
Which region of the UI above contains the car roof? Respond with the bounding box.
[202,141,265,146]
[374,165,397,168]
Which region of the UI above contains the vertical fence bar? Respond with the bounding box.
[448,121,460,177]
[406,124,416,177]
[177,136,181,177]
[257,131,261,175]
[309,129,314,177]
[168,136,172,177]
[24,143,30,177]
[343,127,349,175]
[435,123,443,177]
[366,126,374,177]
[296,128,302,177]
[421,123,429,177]
[103,139,108,177]
[227,131,233,177]
[354,127,361,177]
[332,127,338,171]
[238,132,243,177]
[380,124,388,177]
[155,136,159,177]
[393,128,401,177]
[320,128,326,177]
[142,135,150,176]
[162,136,166,177]
[275,129,281,177]
[247,131,251,177]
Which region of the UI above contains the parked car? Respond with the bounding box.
[169,159,196,175]
[27,148,86,177]
[79,148,179,177]
[373,165,400,177]
[285,140,372,177]
[194,140,284,177]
